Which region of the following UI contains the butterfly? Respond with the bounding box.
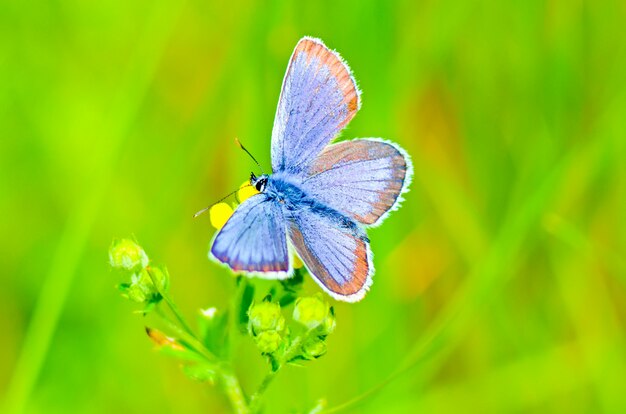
[210,37,413,302]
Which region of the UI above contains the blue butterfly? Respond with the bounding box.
[210,37,413,302]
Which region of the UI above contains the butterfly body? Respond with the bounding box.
[210,37,413,302]
[260,173,365,239]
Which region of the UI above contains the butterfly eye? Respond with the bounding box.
[255,178,267,192]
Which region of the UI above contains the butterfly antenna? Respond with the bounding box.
[235,137,264,174]
[193,185,247,218]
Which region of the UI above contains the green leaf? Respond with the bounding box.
[269,354,280,372]
[279,293,297,307]
[199,310,229,357]
[237,280,255,329]
[280,268,305,292]
[136,301,156,315]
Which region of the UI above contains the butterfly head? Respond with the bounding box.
[250,172,268,192]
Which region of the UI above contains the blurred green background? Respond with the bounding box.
[2,0,625,412]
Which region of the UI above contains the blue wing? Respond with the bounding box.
[287,204,373,302]
[300,138,413,226]
[210,194,291,278]
[271,37,361,176]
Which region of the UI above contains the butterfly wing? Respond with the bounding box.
[300,138,413,227]
[210,194,291,278]
[271,37,360,176]
[288,205,373,302]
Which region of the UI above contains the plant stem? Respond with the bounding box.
[155,302,250,413]
[249,332,308,413]
[146,267,195,337]
[220,366,250,414]
[227,276,248,358]
[249,370,278,413]
[154,307,219,364]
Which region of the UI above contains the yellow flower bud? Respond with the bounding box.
[322,308,336,335]
[109,238,149,271]
[248,300,285,334]
[302,336,327,359]
[254,330,283,354]
[293,295,329,330]
[238,180,260,203]
[123,266,168,303]
[209,203,234,230]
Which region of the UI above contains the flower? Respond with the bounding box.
[109,238,149,271]
[238,180,260,203]
[209,203,234,230]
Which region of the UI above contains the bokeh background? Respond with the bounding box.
[2,0,626,412]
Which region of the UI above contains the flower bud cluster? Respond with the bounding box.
[293,294,336,359]
[247,299,286,354]
[109,238,169,305]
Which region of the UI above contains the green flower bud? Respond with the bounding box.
[321,307,336,335]
[293,294,329,330]
[122,267,168,304]
[147,265,170,292]
[109,238,149,271]
[248,300,285,335]
[125,278,150,303]
[254,330,283,354]
[301,336,327,359]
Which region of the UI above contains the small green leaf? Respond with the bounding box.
[280,268,305,292]
[269,354,280,372]
[279,293,297,307]
[141,301,157,315]
[199,308,229,357]
[237,279,255,329]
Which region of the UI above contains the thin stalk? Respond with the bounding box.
[220,367,251,414]
[249,371,278,413]
[146,267,195,337]
[249,332,308,413]
[154,307,219,364]
[226,276,248,358]
[154,304,249,413]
